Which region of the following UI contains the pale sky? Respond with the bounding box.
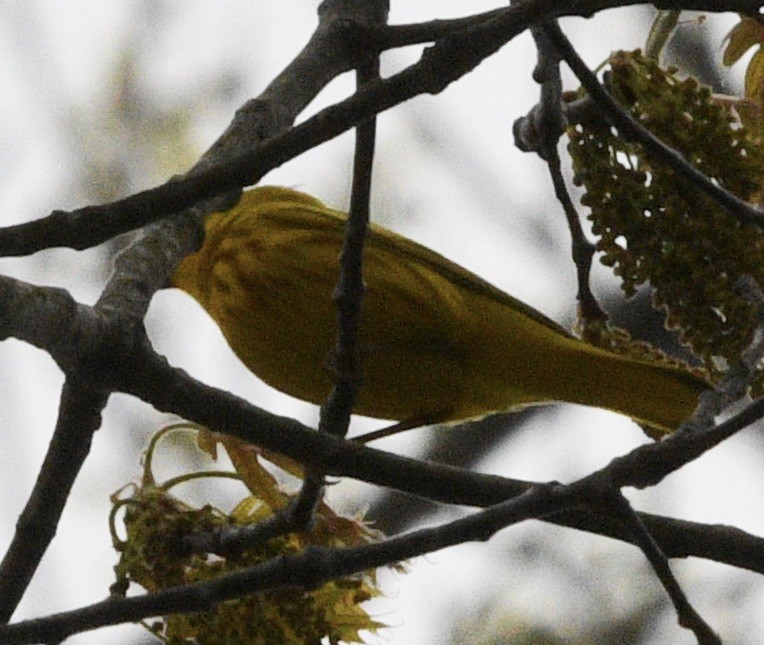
[0,3,759,644]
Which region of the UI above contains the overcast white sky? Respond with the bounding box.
[0,3,760,644]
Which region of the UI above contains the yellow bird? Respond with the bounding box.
[172,186,707,436]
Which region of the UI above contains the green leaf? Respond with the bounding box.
[723,16,764,67]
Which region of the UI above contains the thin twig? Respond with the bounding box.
[0,2,759,642]
[291,52,382,528]
[599,488,720,643]
[0,0,393,624]
[0,484,571,644]
[1,271,761,572]
[0,3,758,259]
[0,268,759,571]
[596,277,764,491]
[541,20,764,230]
[187,37,385,551]
[0,1,542,258]
[517,19,605,321]
[319,57,379,441]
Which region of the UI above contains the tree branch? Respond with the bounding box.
[0,268,761,574]
[291,9,385,531]
[0,484,571,644]
[0,382,108,622]
[516,18,606,321]
[542,19,764,230]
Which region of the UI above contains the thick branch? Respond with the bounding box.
[0,0,393,623]
[0,382,108,622]
[0,271,761,574]
[0,2,758,260]
[0,485,566,644]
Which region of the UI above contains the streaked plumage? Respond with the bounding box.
[173,186,708,434]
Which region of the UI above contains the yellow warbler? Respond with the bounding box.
[172,186,707,435]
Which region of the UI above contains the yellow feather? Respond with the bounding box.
[173,186,708,434]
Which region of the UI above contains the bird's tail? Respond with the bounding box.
[538,343,709,435]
